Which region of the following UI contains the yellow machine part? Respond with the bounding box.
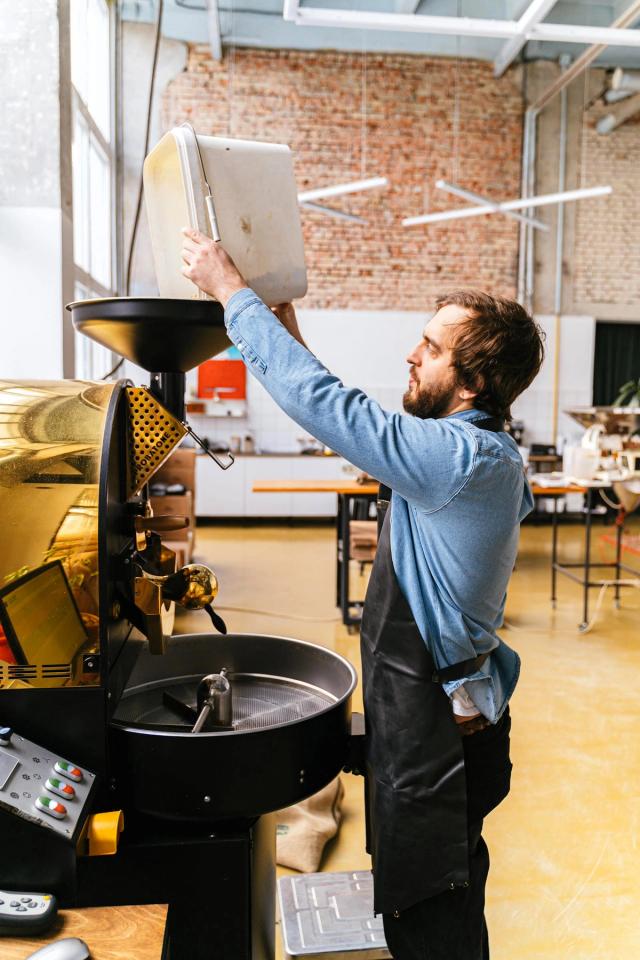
[125,387,187,498]
[85,809,125,856]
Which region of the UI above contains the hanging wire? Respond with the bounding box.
[451,0,462,186]
[361,31,368,180]
[228,0,236,137]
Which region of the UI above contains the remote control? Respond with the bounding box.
[0,891,57,935]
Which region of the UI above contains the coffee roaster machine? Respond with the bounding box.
[0,298,358,959]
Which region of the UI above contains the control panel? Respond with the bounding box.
[0,728,95,842]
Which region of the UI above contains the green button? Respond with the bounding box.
[40,796,52,807]
[49,778,61,788]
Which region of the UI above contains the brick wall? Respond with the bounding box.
[573,107,640,310]
[163,47,523,310]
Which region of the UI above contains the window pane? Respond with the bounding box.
[74,283,115,380]
[70,0,88,104]
[87,0,111,139]
[89,139,111,289]
[71,0,110,139]
[72,112,90,274]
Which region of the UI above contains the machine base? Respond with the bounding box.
[76,812,275,960]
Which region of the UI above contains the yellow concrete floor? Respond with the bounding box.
[176,517,640,959]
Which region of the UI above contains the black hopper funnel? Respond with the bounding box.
[66,297,231,373]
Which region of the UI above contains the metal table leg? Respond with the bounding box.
[339,493,352,627]
[615,514,623,608]
[551,494,559,608]
[336,494,343,609]
[580,488,593,631]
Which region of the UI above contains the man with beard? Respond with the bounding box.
[181,227,544,960]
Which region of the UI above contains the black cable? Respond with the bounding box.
[102,0,164,381]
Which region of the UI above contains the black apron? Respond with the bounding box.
[360,416,503,916]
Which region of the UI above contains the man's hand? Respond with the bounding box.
[181,228,247,307]
[271,303,308,349]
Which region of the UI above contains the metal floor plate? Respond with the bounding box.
[278,871,390,960]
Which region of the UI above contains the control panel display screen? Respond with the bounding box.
[0,562,87,683]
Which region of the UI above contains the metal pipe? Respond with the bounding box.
[525,109,538,312]
[551,83,568,444]
[554,87,568,315]
[517,0,640,306]
[597,90,640,134]
[517,107,533,303]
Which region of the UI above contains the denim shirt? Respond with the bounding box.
[225,288,533,722]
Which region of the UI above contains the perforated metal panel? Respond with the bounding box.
[125,387,187,497]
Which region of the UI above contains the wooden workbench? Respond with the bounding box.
[251,478,591,626]
[1,904,167,960]
[252,479,587,497]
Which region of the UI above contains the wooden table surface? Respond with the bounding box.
[0,904,167,960]
[252,479,588,497]
[252,479,379,495]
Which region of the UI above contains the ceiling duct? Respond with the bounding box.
[611,67,640,92]
[597,90,640,134]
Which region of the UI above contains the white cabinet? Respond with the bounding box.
[195,454,245,517]
[291,457,344,517]
[195,454,353,518]
[244,458,293,516]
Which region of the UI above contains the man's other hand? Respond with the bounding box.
[272,303,307,349]
[181,228,247,307]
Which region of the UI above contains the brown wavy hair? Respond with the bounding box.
[436,290,545,422]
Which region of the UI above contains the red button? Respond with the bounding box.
[62,785,74,795]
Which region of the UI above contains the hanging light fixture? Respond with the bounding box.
[298,177,388,204]
[402,184,612,227]
[436,180,549,231]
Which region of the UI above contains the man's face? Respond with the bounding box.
[403,303,471,419]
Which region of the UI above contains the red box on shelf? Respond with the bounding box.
[197,359,246,401]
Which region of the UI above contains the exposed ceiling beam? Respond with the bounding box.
[206,0,222,60]
[436,180,549,230]
[403,185,612,227]
[493,0,560,78]
[283,0,640,48]
[395,0,422,14]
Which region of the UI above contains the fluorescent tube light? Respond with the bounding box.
[301,202,367,224]
[297,177,388,203]
[437,180,549,231]
[403,185,612,227]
